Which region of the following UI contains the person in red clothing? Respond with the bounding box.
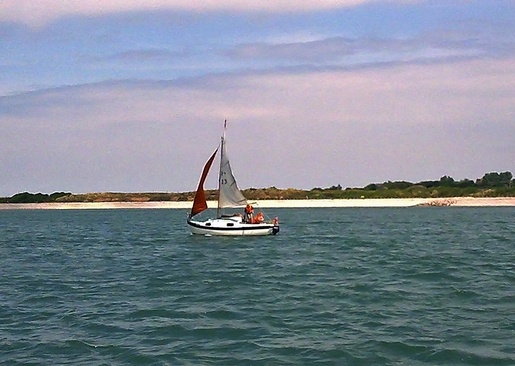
[244,204,254,223]
[252,212,264,224]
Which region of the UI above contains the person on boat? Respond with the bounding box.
[244,204,254,223]
[252,212,264,224]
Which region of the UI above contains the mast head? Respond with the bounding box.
[221,119,227,142]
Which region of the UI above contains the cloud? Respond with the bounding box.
[1,0,420,26]
[100,49,191,63]
[1,56,513,195]
[224,20,515,66]
[224,36,485,65]
[226,38,358,63]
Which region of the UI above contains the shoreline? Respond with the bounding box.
[1,197,515,210]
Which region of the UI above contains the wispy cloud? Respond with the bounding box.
[225,24,515,67]
[100,48,191,63]
[224,36,479,66]
[1,0,420,26]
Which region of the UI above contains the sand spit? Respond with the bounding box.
[1,197,515,210]
[429,197,515,207]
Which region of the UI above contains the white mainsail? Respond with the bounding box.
[217,126,247,211]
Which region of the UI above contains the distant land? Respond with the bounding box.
[1,171,514,204]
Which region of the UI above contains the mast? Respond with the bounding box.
[216,119,247,216]
[216,120,227,218]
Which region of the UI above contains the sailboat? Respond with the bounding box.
[187,121,280,236]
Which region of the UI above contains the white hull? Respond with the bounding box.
[187,216,279,236]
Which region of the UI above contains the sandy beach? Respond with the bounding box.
[1,197,515,210]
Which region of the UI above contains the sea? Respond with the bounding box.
[1,207,513,366]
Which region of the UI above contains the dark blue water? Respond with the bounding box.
[1,207,514,365]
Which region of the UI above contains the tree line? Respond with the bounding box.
[1,171,513,203]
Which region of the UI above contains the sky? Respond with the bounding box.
[1,0,514,196]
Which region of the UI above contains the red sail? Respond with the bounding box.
[190,148,218,217]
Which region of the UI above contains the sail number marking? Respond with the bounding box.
[220,171,227,185]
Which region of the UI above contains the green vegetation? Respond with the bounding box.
[1,171,514,203]
[0,191,72,203]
